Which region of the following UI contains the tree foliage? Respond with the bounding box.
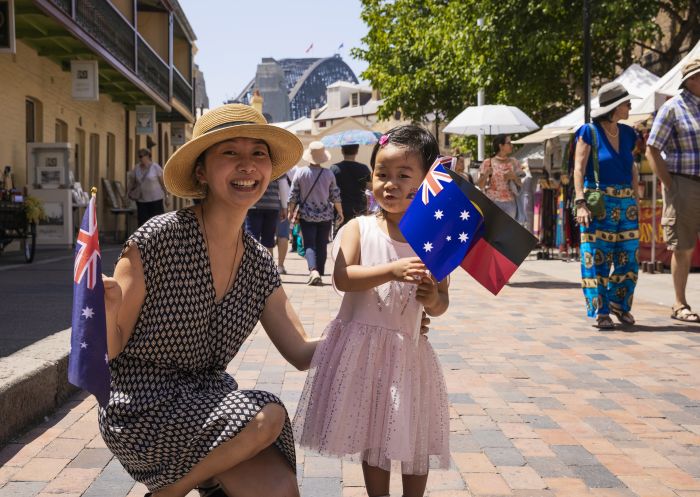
[352,0,694,125]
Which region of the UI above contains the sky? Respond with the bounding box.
[179,0,370,107]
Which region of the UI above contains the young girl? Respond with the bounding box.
[293,125,450,497]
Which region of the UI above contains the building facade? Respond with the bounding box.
[1,0,203,238]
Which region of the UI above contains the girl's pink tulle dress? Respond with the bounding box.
[293,215,450,475]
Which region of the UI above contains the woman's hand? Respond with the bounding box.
[420,311,431,335]
[416,274,439,309]
[103,275,123,318]
[503,169,517,182]
[391,257,427,283]
[576,204,592,227]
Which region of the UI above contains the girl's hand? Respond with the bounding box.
[420,311,430,335]
[103,275,123,318]
[416,274,439,308]
[576,204,591,227]
[391,257,427,283]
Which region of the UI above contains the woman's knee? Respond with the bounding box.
[250,403,286,446]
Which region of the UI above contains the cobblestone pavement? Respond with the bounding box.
[1,252,699,497]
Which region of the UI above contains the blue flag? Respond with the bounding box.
[399,158,484,281]
[68,194,110,406]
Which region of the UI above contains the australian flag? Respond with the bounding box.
[68,194,110,406]
[399,157,484,281]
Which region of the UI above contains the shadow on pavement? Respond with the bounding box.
[619,323,700,333]
[507,280,581,290]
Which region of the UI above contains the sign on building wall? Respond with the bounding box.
[171,123,186,146]
[0,0,16,54]
[135,105,156,135]
[71,60,100,101]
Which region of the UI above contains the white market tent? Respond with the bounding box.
[544,63,659,129]
[631,40,700,115]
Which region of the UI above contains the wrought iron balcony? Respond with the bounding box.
[136,35,170,102]
[74,0,135,71]
[173,67,193,113]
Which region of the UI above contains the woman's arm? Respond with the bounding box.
[260,286,319,371]
[104,245,146,359]
[573,136,593,227]
[333,219,426,292]
[477,159,491,189]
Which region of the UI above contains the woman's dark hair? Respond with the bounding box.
[491,135,510,156]
[592,109,616,124]
[370,125,439,173]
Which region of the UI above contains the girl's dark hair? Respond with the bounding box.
[491,134,510,156]
[370,125,439,173]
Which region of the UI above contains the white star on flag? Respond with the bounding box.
[459,232,469,242]
[81,307,94,319]
[460,210,470,221]
[423,241,433,252]
[446,235,452,241]
[80,341,88,349]
[434,209,444,220]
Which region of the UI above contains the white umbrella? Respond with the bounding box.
[444,104,539,135]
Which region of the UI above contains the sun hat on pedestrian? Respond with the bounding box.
[302,141,332,165]
[680,58,700,87]
[591,82,638,118]
[163,103,303,198]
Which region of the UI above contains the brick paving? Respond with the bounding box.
[1,252,700,497]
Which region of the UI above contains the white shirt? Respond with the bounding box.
[130,163,165,202]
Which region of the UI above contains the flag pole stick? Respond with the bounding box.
[91,187,97,197]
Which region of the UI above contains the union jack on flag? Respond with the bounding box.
[422,156,455,205]
[74,196,101,289]
[69,193,110,406]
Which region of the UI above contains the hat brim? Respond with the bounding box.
[302,149,332,164]
[680,67,700,87]
[164,124,303,198]
[590,94,638,118]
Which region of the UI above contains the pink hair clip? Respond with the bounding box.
[378,134,389,147]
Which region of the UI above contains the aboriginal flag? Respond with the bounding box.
[447,168,538,295]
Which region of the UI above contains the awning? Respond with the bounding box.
[513,127,572,144]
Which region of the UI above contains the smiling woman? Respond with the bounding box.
[98,104,318,497]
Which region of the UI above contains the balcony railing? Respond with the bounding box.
[137,35,170,102]
[75,0,135,71]
[49,0,72,16]
[173,67,193,113]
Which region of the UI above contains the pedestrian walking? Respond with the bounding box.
[330,143,371,228]
[573,82,640,330]
[245,178,283,255]
[293,125,450,497]
[100,104,320,497]
[287,141,343,286]
[276,169,293,274]
[646,58,700,323]
[477,135,522,219]
[127,149,168,227]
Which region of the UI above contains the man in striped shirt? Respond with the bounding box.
[646,58,700,323]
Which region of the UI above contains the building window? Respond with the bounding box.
[318,120,327,128]
[55,119,69,142]
[26,99,36,143]
[351,93,359,107]
[107,133,116,180]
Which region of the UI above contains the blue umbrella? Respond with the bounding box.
[321,129,380,148]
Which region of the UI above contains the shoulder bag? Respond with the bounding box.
[291,169,323,224]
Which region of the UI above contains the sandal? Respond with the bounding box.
[671,305,700,323]
[595,315,615,330]
[610,308,635,325]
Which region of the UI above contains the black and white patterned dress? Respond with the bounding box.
[98,208,295,491]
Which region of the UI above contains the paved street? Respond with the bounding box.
[1,250,700,497]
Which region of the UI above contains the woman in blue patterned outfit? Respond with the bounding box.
[288,141,343,286]
[573,82,640,330]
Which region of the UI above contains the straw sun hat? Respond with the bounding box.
[163,104,303,198]
[590,82,638,118]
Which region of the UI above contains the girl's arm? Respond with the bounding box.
[260,286,320,371]
[416,276,449,316]
[333,218,426,292]
[103,245,146,359]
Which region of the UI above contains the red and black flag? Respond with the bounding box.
[446,168,538,295]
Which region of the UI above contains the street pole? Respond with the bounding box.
[477,18,485,161]
[583,0,591,123]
